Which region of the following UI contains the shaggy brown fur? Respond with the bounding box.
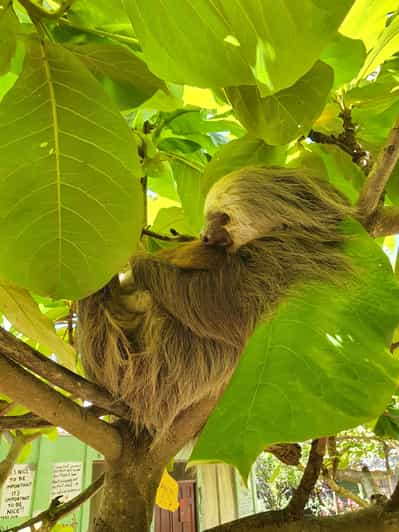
[78,167,356,435]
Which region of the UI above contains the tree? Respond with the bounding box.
[1,0,399,530]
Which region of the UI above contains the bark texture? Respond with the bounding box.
[91,424,163,532]
[205,508,399,532]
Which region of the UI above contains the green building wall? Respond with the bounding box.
[0,434,261,531]
[0,434,102,531]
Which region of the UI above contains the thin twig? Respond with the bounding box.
[0,400,14,416]
[285,438,326,518]
[58,17,141,49]
[321,468,369,509]
[142,228,195,243]
[0,327,129,419]
[4,474,104,531]
[358,115,399,217]
[162,150,204,172]
[0,432,41,487]
[309,105,371,172]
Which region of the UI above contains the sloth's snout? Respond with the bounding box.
[201,226,232,247]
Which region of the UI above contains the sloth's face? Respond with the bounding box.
[201,211,232,248]
[202,207,272,251]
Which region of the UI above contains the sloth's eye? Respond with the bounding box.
[220,213,230,225]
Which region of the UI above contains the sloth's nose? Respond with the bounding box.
[201,227,232,247]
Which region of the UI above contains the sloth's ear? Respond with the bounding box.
[157,240,227,270]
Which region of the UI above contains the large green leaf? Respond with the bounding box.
[69,43,166,109]
[125,0,353,94]
[346,59,399,115]
[0,38,143,299]
[0,280,75,368]
[340,0,397,50]
[226,61,334,146]
[0,1,19,75]
[358,14,399,79]
[352,99,399,154]
[190,220,399,479]
[295,143,363,203]
[320,34,366,89]
[170,161,205,235]
[69,0,131,31]
[167,110,244,138]
[202,136,288,193]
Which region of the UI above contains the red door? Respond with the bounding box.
[154,481,197,532]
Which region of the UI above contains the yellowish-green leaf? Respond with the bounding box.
[0,1,19,75]
[358,14,399,79]
[226,62,333,146]
[0,38,143,299]
[0,279,75,368]
[340,0,397,50]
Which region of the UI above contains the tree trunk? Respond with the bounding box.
[91,425,163,532]
[206,507,399,532]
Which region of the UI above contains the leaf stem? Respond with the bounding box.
[58,17,141,50]
[162,150,204,172]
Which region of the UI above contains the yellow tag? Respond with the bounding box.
[156,469,179,512]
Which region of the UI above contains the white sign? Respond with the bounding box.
[238,487,254,517]
[51,462,82,503]
[0,464,35,519]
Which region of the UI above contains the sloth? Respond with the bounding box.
[78,166,355,435]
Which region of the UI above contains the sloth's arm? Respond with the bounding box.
[128,241,247,345]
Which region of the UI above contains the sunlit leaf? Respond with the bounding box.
[0,1,19,75]
[125,0,353,94]
[69,43,166,109]
[191,220,399,479]
[148,206,193,249]
[320,34,366,89]
[170,160,205,235]
[0,38,143,299]
[0,279,75,368]
[69,0,130,30]
[202,136,288,193]
[300,143,363,203]
[340,0,396,50]
[226,62,333,145]
[358,14,399,80]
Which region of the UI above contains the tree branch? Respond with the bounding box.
[265,443,301,466]
[206,506,396,532]
[0,327,129,419]
[0,414,52,430]
[0,431,40,488]
[285,438,326,518]
[0,354,122,460]
[0,405,109,430]
[358,115,399,217]
[151,397,217,464]
[367,206,399,237]
[4,474,104,532]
